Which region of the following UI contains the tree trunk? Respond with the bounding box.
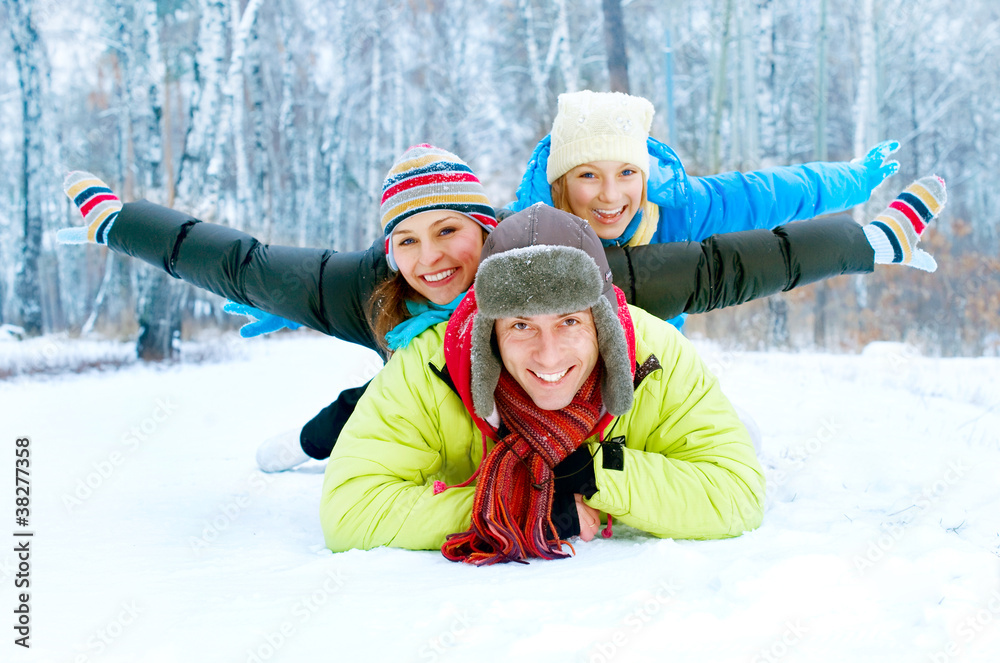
[365,27,383,249]
[601,0,629,93]
[126,0,179,359]
[8,0,48,336]
[737,0,759,170]
[278,6,302,246]
[553,0,577,92]
[768,297,789,348]
[211,0,263,231]
[248,22,271,237]
[138,0,164,194]
[519,0,550,125]
[814,0,829,162]
[710,0,733,173]
[136,266,174,362]
[853,0,877,163]
[176,0,228,208]
[812,0,830,348]
[663,21,677,147]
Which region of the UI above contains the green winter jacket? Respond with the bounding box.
[320,304,765,552]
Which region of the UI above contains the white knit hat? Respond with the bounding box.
[546,90,655,184]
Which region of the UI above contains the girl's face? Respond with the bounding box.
[391,210,485,305]
[557,161,644,240]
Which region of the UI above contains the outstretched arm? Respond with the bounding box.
[60,172,388,354]
[613,212,872,321]
[657,141,900,241]
[611,175,945,322]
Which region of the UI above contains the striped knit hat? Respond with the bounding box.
[380,144,498,271]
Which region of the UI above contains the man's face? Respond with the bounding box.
[494,309,600,411]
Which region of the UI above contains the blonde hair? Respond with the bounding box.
[550,171,660,247]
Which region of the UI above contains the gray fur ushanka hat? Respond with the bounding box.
[470,203,634,418]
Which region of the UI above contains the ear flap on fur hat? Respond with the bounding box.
[591,296,633,415]
[470,314,502,419]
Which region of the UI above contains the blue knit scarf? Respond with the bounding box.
[385,292,466,351]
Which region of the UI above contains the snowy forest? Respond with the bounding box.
[2,0,998,361]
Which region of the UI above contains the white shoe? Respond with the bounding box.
[256,429,311,472]
[733,404,763,455]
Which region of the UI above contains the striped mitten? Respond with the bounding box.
[863,175,946,272]
[58,171,122,245]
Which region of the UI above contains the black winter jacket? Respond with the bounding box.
[109,201,874,359]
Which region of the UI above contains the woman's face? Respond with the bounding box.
[557,161,644,240]
[391,210,485,305]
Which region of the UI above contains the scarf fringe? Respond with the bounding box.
[441,370,602,566]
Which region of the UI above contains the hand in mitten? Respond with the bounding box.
[863,175,946,272]
[854,140,901,192]
[222,301,302,338]
[58,171,122,244]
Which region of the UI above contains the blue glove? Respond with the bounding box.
[857,140,900,192]
[222,301,302,338]
[645,137,688,209]
[506,135,554,212]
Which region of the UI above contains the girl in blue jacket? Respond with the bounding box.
[509,90,899,250]
[507,90,900,328]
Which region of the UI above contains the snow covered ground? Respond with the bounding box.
[2,332,999,663]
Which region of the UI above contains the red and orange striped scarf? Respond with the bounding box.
[441,367,603,565]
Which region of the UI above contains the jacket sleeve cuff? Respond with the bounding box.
[553,446,598,498]
[551,490,580,539]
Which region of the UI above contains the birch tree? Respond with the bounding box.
[207,0,264,231]
[601,0,629,93]
[813,0,830,347]
[175,0,228,210]
[553,0,578,93]
[710,0,734,173]
[852,0,878,166]
[519,0,552,124]
[6,0,50,336]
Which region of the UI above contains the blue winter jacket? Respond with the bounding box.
[507,135,873,326]
[508,135,872,244]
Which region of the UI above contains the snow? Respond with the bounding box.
[3,332,999,662]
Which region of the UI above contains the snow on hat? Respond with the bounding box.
[546,90,655,184]
[380,144,498,270]
[469,203,635,418]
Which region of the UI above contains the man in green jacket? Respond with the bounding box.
[320,204,765,565]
